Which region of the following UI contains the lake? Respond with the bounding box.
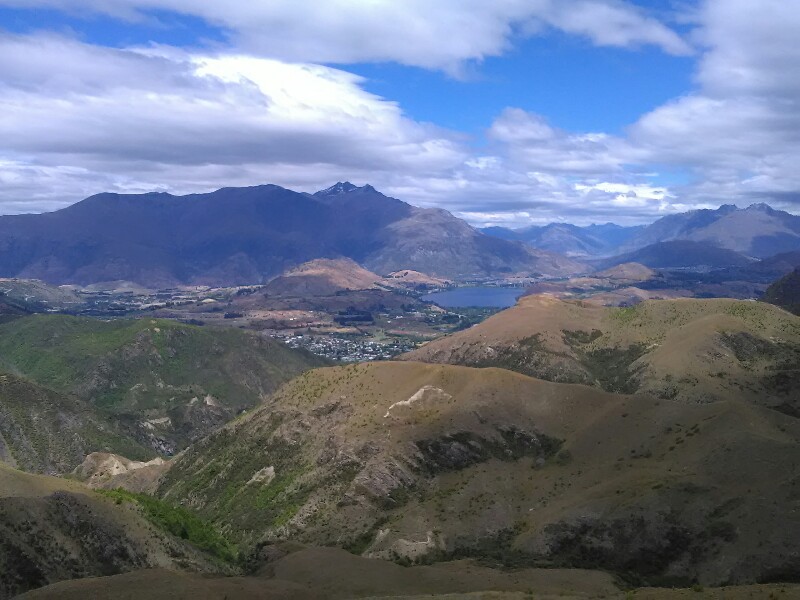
[422,286,525,308]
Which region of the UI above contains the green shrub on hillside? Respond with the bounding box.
[98,488,237,563]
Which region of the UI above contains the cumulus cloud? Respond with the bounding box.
[541,0,690,55]
[626,0,800,209]
[0,35,463,169]
[455,0,800,223]
[0,33,466,210]
[696,0,800,98]
[0,0,798,227]
[0,0,691,71]
[489,108,633,174]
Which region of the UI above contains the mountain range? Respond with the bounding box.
[2,184,798,287]
[0,182,580,286]
[621,203,800,257]
[481,222,644,257]
[484,203,800,262]
[3,182,800,597]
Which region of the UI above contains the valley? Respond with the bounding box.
[0,313,327,466]
[0,186,799,599]
[6,2,800,596]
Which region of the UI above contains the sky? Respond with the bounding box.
[0,0,798,226]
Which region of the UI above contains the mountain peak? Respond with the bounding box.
[315,181,361,197]
[745,202,778,214]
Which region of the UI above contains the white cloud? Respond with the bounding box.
[0,35,463,170]
[0,0,691,71]
[489,108,633,174]
[0,34,466,211]
[575,181,672,210]
[542,0,690,55]
[696,0,800,98]
[625,0,800,209]
[457,0,800,224]
[0,1,799,228]
[1,32,649,224]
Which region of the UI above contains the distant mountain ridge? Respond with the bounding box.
[620,203,800,257]
[483,204,800,262]
[0,183,582,286]
[595,240,757,270]
[481,222,643,257]
[5,184,797,285]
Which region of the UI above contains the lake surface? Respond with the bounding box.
[422,287,525,308]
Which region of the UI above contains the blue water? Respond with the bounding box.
[422,287,524,308]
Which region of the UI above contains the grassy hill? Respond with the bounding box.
[10,459,797,599]
[263,257,383,297]
[19,551,800,599]
[0,315,327,460]
[0,374,152,474]
[157,361,800,587]
[763,268,800,315]
[405,295,800,415]
[0,462,231,599]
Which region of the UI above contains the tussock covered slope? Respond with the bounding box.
[0,374,152,474]
[18,545,622,599]
[0,463,228,599]
[405,295,800,414]
[0,315,326,461]
[158,361,800,587]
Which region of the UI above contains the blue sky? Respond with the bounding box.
[0,3,694,136]
[0,1,797,225]
[352,35,694,138]
[0,6,227,47]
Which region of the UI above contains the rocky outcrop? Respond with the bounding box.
[73,453,171,493]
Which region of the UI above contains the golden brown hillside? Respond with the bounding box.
[157,361,800,587]
[404,296,800,413]
[594,262,657,281]
[263,258,383,297]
